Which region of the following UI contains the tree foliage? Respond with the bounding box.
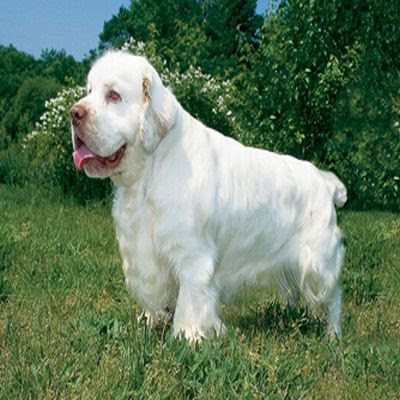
[0,46,39,131]
[0,46,85,148]
[2,77,61,145]
[39,48,85,85]
[239,0,400,209]
[99,0,262,76]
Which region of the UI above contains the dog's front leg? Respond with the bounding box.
[172,254,226,341]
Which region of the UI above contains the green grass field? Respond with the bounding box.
[0,183,399,399]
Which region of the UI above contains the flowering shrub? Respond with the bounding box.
[23,38,243,200]
[122,38,241,137]
[23,86,112,200]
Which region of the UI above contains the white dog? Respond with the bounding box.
[71,51,347,341]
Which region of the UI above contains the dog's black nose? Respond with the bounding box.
[70,104,87,125]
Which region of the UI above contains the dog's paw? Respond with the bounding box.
[173,321,227,342]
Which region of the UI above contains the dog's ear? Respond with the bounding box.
[142,75,151,107]
[139,69,175,152]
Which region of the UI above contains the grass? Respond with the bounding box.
[0,183,399,399]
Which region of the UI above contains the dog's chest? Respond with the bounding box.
[112,185,178,311]
[112,186,157,274]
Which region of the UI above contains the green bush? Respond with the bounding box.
[0,144,30,185]
[241,0,400,210]
[329,88,400,210]
[122,38,242,137]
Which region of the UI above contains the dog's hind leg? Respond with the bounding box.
[299,226,345,338]
[325,284,342,338]
[324,231,345,338]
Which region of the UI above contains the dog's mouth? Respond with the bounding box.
[73,134,127,171]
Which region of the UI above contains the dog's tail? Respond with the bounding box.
[320,171,347,207]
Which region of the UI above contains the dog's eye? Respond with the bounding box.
[106,90,121,103]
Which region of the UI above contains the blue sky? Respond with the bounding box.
[0,0,270,61]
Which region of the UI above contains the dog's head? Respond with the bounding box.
[70,51,175,178]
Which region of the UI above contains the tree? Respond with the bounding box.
[39,48,85,85]
[2,77,60,144]
[0,46,42,148]
[245,0,400,209]
[99,0,262,77]
[0,46,86,148]
[0,46,39,118]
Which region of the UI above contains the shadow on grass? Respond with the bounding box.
[133,301,326,342]
[232,301,325,339]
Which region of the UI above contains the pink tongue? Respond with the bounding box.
[73,143,97,170]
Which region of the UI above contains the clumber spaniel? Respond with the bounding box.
[71,51,347,341]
